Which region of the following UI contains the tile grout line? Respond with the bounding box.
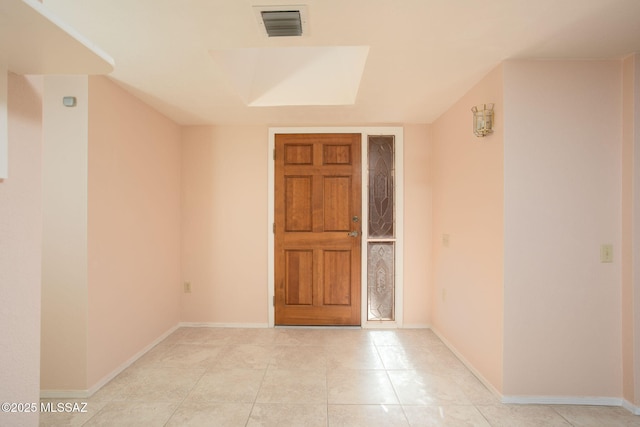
[374,339,412,426]
[161,364,209,426]
[245,356,273,426]
[474,404,497,427]
[549,405,577,427]
[325,355,330,427]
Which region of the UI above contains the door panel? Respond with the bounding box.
[323,250,351,305]
[284,250,313,305]
[285,144,313,165]
[285,176,312,231]
[275,133,361,326]
[323,177,351,231]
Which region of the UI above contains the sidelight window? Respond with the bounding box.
[366,136,396,321]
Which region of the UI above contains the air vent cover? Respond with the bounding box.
[261,11,302,37]
[253,5,308,38]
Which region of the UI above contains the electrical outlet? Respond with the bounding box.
[600,245,613,263]
[184,282,192,293]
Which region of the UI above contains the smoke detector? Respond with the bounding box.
[253,5,308,37]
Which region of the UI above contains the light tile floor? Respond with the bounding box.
[40,327,640,426]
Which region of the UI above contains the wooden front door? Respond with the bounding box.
[275,133,361,325]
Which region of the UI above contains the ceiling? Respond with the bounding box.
[40,0,640,126]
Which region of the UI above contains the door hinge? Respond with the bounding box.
[273,148,276,160]
[273,223,275,233]
[273,295,275,306]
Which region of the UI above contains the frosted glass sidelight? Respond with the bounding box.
[367,242,395,320]
[368,136,394,238]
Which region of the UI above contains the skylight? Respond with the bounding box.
[210,46,370,107]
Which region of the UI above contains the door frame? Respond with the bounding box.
[268,127,404,328]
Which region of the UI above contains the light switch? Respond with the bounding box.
[442,234,450,247]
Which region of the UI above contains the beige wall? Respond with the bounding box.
[633,54,640,409]
[403,124,432,326]
[503,60,622,397]
[622,53,640,407]
[87,76,182,387]
[181,125,270,324]
[430,65,504,393]
[622,53,635,406]
[41,75,89,391]
[0,74,43,427]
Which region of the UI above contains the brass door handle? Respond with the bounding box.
[347,230,360,237]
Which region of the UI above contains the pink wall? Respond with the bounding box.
[503,60,622,398]
[622,54,635,405]
[633,54,640,410]
[622,53,640,407]
[41,75,89,392]
[87,76,182,387]
[181,125,270,324]
[403,124,432,326]
[430,65,504,392]
[0,74,42,427]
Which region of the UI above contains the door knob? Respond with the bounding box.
[347,230,360,237]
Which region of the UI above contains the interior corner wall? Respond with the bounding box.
[622,53,640,408]
[41,75,89,392]
[503,60,622,398]
[622,54,636,406]
[430,64,504,393]
[403,124,432,327]
[181,125,269,325]
[0,74,43,427]
[634,53,640,410]
[87,76,182,388]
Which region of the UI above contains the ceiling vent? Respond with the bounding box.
[253,5,308,37]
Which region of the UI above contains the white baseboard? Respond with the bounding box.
[622,399,640,415]
[362,321,399,329]
[502,396,622,406]
[179,322,269,328]
[39,389,92,399]
[429,326,503,399]
[40,323,179,399]
[504,396,640,415]
[402,323,431,329]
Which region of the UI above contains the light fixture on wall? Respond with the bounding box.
[471,103,494,137]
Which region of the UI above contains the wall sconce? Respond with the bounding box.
[471,103,494,137]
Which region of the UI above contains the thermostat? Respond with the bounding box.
[62,96,77,107]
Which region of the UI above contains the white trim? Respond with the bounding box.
[502,396,623,406]
[267,126,404,328]
[179,322,269,328]
[39,389,92,399]
[362,321,400,329]
[622,399,640,415]
[430,326,503,399]
[40,324,179,399]
[402,323,431,329]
